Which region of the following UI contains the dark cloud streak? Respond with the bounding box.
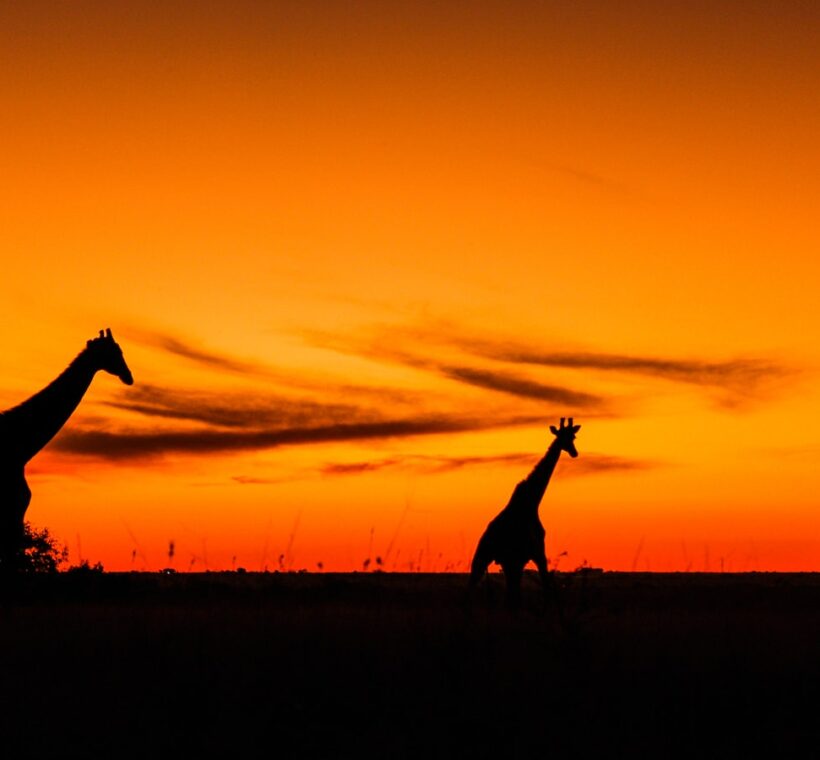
[540,160,633,195]
[303,330,607,408]
[467,345,787,389]
[236,451,657,481]
[440,365,603,406]
[311,322,790,399]
[314,322,791,408]
[53,414,543,460]
[557,453,660,477]
[106,384,365,429]
[126,329,270,376]
[319,452,535,476]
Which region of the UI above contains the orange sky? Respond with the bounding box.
[1,1,818,571]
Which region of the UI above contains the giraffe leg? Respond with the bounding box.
[534,551,552,596]
[534,551,564,620]
[502,563,523,609]
[469,533,494,589]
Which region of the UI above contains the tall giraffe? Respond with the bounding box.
[470,417,581,606]
[0,329,133,572]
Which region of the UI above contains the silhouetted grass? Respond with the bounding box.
[2,572,820,757]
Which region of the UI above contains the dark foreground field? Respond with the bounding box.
[3,571,820,758]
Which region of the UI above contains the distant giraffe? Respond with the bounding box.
[0,329,133,572]
[470,417,581,607]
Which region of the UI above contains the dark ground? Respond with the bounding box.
[3,571,820,758]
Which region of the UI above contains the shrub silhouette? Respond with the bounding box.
[66,558,105,575]
[19,521,68,573]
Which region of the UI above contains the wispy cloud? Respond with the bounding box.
[539,160,634,195]
[463,343,787,390]
[319,458,405,476]
[302,330,608,409]
[232,475,291,485]
[53,414,543,460]
[303,321,792,410]
[102,318,789,473]
[556,453,660,477]
[125,328,271,377]
[105,383,368,429]
[318,452,536,477]
[124,327,431,409]
[229,450,656,485]
[438,365,602,406]
[458,341,793,410]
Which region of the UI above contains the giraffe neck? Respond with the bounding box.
[529,438,563,497]
[0,349,98,465]
[507,439,563,516]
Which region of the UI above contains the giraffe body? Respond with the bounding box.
[470,418,580,606]
[0,329,132,572]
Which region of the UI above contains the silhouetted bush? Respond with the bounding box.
[66,559,105,575]
[20,521,68,573]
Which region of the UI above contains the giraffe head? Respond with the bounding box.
[549,417,581,458]
[86,328,134,385]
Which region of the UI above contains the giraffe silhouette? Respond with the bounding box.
[0,329,133,573]
[469,417,580,607]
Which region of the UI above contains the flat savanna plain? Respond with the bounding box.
[3,572,820,758]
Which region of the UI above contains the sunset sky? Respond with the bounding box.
[1,1,818,571]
